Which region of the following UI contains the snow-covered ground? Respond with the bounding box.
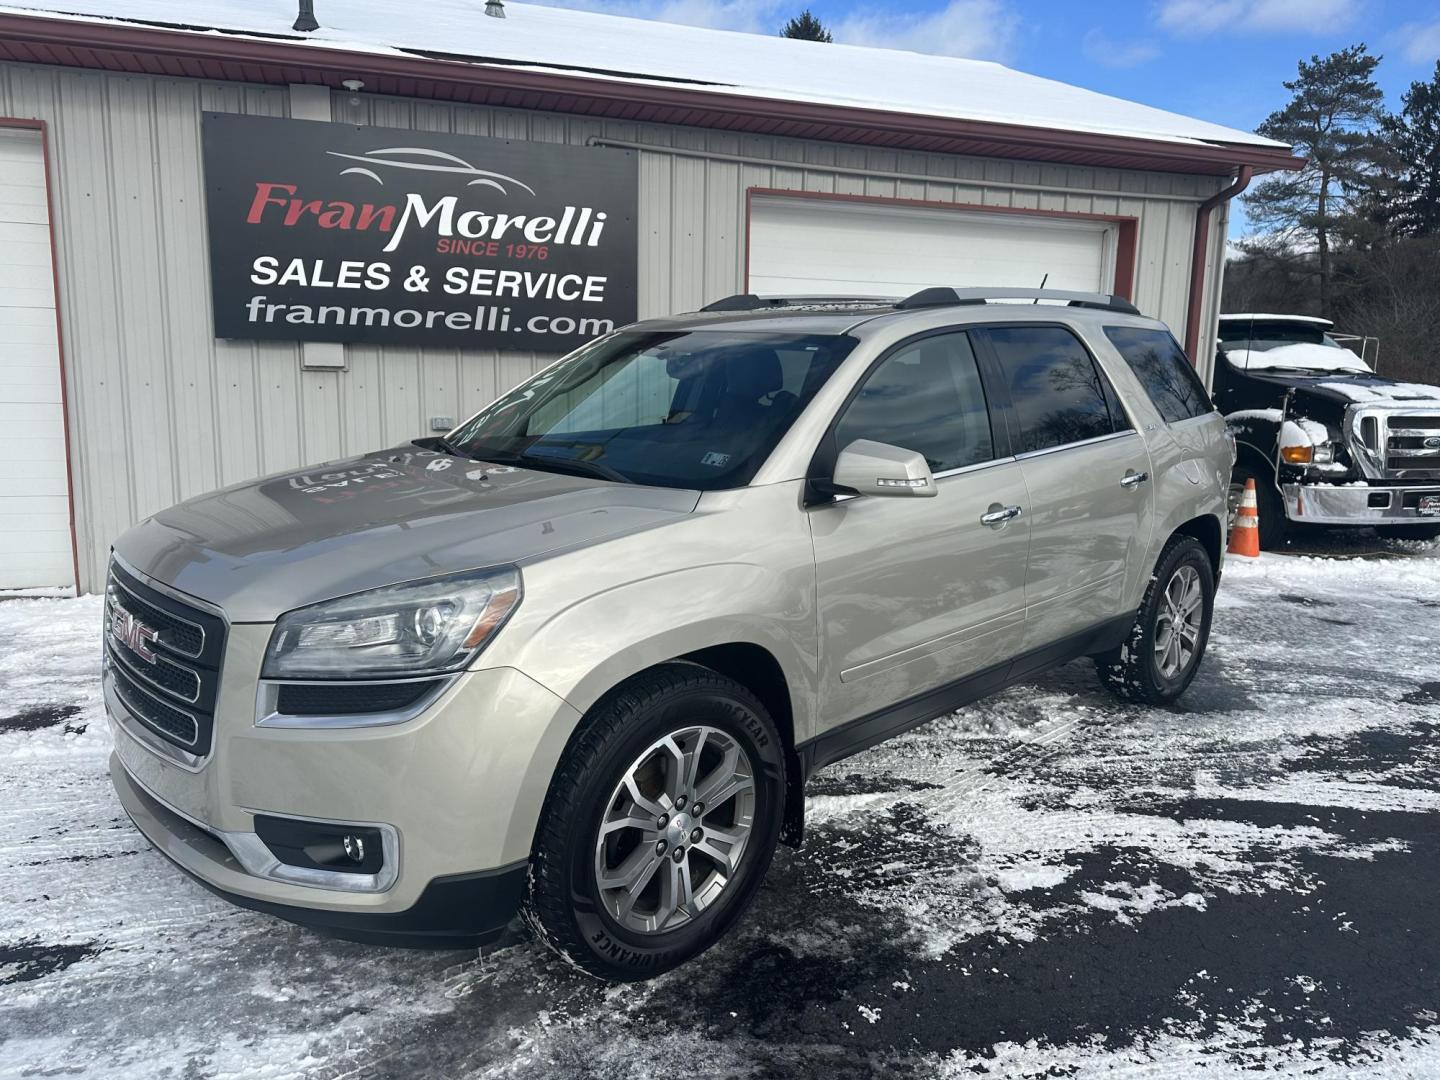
[3,544,1440,1078]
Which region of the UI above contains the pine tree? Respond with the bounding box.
[781,10,832,42]
[1241,45,1389,314]
[1381,62,1440,238]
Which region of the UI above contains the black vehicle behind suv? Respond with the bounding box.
[1214,313,1440,548]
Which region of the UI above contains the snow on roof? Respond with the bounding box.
[1219,313,1335,326]
[1,0,1290,152]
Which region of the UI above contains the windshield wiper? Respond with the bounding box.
[477,451,634,485]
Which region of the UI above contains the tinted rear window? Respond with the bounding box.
[1104,326,1214,424]
[987,326,1124,454]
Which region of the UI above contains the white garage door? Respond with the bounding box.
[0,128,73,590]
[748,195,1115,299]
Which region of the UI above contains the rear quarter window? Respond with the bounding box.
[1105,326,1215,423]
[986,325,1127,455]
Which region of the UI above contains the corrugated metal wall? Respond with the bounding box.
[0,61,1229,591]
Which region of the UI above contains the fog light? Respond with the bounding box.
[253,815,384,876]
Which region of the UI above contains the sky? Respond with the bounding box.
[542,0,1440,237]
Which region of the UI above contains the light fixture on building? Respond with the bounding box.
[485,0,506,18]
[293,0,319,32]
[341,78,365,106]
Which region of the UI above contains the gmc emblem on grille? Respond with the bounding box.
[110,605,160,664]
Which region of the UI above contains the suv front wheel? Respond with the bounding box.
[523,663,785,980]
[1096,535,1215,705]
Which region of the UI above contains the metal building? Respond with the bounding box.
[0,1,1300,592]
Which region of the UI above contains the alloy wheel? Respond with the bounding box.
[1154,564,1203,679]
[593,725,756,935]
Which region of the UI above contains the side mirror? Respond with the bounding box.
[832,439,936,498]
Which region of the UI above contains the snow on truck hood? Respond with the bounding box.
[112,446,699,622]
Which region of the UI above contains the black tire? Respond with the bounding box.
[1096,535,1216,706]
[1376,523,1440,542]
[1232,464,1288,550]
[522,663,786,981]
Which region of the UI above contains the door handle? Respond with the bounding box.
[981,504,1023,526]
[1120,470,1150,488]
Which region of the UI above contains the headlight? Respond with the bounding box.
[1280,444,1314,464]
[1280,442,1336,465]
[262,567,521,679]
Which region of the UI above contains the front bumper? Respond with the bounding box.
[106,614,583,948]
[112,755,526,947]
[1282,483,1440,526]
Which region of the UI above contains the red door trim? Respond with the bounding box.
[742,187,1139,300]
[1,116,82,593]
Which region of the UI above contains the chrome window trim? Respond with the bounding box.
[117,756,400,893]
[1014,429,1140,461]
[254,674,457,730]
[933,454,1019,481]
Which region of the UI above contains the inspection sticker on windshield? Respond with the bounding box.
[1420,495,1440,517]
[701,451,732,468]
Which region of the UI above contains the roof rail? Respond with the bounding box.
[895,287,1142,316]
[700,293,900,313]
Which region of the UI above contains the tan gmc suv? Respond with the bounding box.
[105,287,1231,980]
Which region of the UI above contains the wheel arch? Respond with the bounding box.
[678,642,805,848]
[530,636,810,857]
[1171,512,1223,576]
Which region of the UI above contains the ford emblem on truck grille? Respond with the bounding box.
[110,606,159,664]
[1424,436,1440,449]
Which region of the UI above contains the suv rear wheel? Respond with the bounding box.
[523,664,785,980]
[1096,535,1215,705]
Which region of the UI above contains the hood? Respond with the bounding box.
[113,445,700,622]
[1233,366,1440,409]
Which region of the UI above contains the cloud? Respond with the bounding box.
[545,0,1018,60]
[1155,0,1359,37]
[1081,28,1161,68]
[541,0,790,37]
[831,0,1020,60]
[1396,20,1440,65]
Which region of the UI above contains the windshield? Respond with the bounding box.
[1219,321,1371,374]
[448,330,856,489]
[1219,320,1331,352]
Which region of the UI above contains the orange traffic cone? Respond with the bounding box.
[1228,478,1262,558]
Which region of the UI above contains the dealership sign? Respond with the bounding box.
[201,113,638,350]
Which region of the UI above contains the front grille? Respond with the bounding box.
[106,561,226,756]
[1353,408,1440,479]
[110,662,200,747]
[275,680,437,716]
[1386,415,1440,474]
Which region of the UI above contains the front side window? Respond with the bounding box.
[449,331,855,490]
[987,326,1124,455]
[833,331,994,473]
[1104,326,1214,424]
